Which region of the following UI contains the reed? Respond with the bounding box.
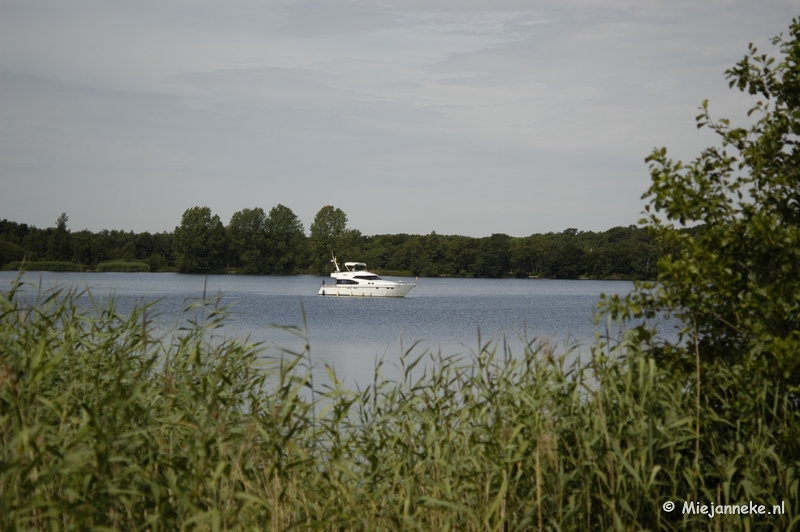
[0,279,797,530]
[95,261,151,272]
[5,261,84,272]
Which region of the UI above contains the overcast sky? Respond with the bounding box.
[0,1,795,237]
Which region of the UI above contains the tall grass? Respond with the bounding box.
[4,261,84,272]
[95,261,151,272]
[0,278,797,530]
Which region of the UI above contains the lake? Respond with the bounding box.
[0,271,678,387]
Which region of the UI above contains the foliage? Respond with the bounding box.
[602,19,800,391]
[0,219,174,270]
[0,281,275,529]
[95,261,151,272]
[46,213,72,262]
[173,207,228,273]
[264,204,306,275]
[309,205,350,274]
[5,261,84,272]
[70,229,93,266]
[1,280,797,530]
[0,240,24,266]
[226,205,308,275]
[1,213,658,279]
[144,253,170,272]
[228,207,269,274]
[360,227,658,279]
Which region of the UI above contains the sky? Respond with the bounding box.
[0,1,796,238]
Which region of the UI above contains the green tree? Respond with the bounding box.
[584,226,657,280]
[389,236,428,276]
[265,204,306,274]
[360,234,396,272]
[0,240,24,266]
[548,230,585,279]
[173,207,227,273]
[475,234,511,278]
[71,230,93,266]
[120,241,137,262]
[442,236,478,277]
[90,229,118,265]
[604,20,800,391]
[525,234,551,277]
[228,208,268,273]
[47,213,72,262]
[134,232,156,260]
[22,229,49,261]
[151,232,175,267]
[309,205,349,274]
[0,220,30,246]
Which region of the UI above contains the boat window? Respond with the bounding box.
[353,275,381,281]
[336,279,359,285]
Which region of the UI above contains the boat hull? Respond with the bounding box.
[318,283,415,298]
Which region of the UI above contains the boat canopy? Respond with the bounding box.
[344,262,367,271]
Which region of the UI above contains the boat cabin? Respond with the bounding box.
[321,256,415,297]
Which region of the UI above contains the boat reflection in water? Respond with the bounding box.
[318,257,416,298]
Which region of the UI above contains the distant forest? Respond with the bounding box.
[0,205,695,279]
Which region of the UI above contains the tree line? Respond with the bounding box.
[0,205,677,279]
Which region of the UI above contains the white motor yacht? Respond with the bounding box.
[318,257,416,297]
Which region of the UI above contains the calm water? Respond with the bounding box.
[0,272,678,387]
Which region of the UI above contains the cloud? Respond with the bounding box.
[0,0,797,236]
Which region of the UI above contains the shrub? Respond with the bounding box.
[144,253,169,272]
[603,19,800,390]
